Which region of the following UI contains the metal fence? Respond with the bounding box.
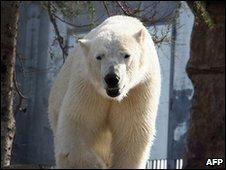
[146,159,183,169]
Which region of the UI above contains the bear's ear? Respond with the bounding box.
[133,28,146,44]
[77,38,90,56]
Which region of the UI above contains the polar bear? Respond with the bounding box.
[48,15,161,169]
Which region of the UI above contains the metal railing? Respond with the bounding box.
[146,159,183,169]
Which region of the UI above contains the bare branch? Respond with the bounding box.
[47,2,68,63]
[152,33,168,44]
[52,12,103,28]
[135,2,158,14]
[42,1,181,50]
[116,1,131,16]
[13,70,27,116]
[13,72,27,100]
[102,1,111,17]
[120,1,136,15]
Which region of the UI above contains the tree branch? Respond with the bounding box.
[47,2,68,63]
[13,70,27,116]
[52,13,103,28]
[13,71,27,100]
[102,1,111,17]
[116,1,132,16]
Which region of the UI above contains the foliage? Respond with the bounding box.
[194,1,215,28]
[187,1,215,29]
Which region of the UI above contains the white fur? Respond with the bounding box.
[48,15,161,169]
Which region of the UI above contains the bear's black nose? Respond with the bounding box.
[104,73,120,88]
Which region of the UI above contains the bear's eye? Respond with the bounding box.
[124,54,130,59]
[96,56,102,60]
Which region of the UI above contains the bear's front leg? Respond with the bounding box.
[110,113,154,169]
[54,116,106,169]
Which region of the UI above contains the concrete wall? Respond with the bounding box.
[167,2,194,162]
[149,24,172,159]
[167,2,194,163]
[148,3,194,162]
[12,2,61,165]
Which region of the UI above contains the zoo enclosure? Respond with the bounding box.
[12,1,194,169]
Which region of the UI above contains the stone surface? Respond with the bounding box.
[184,2,225,169]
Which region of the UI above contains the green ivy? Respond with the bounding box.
[194,1,215,29]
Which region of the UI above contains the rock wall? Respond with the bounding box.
[184,2,225,169]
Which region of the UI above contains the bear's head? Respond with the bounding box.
[78,29,151,101]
